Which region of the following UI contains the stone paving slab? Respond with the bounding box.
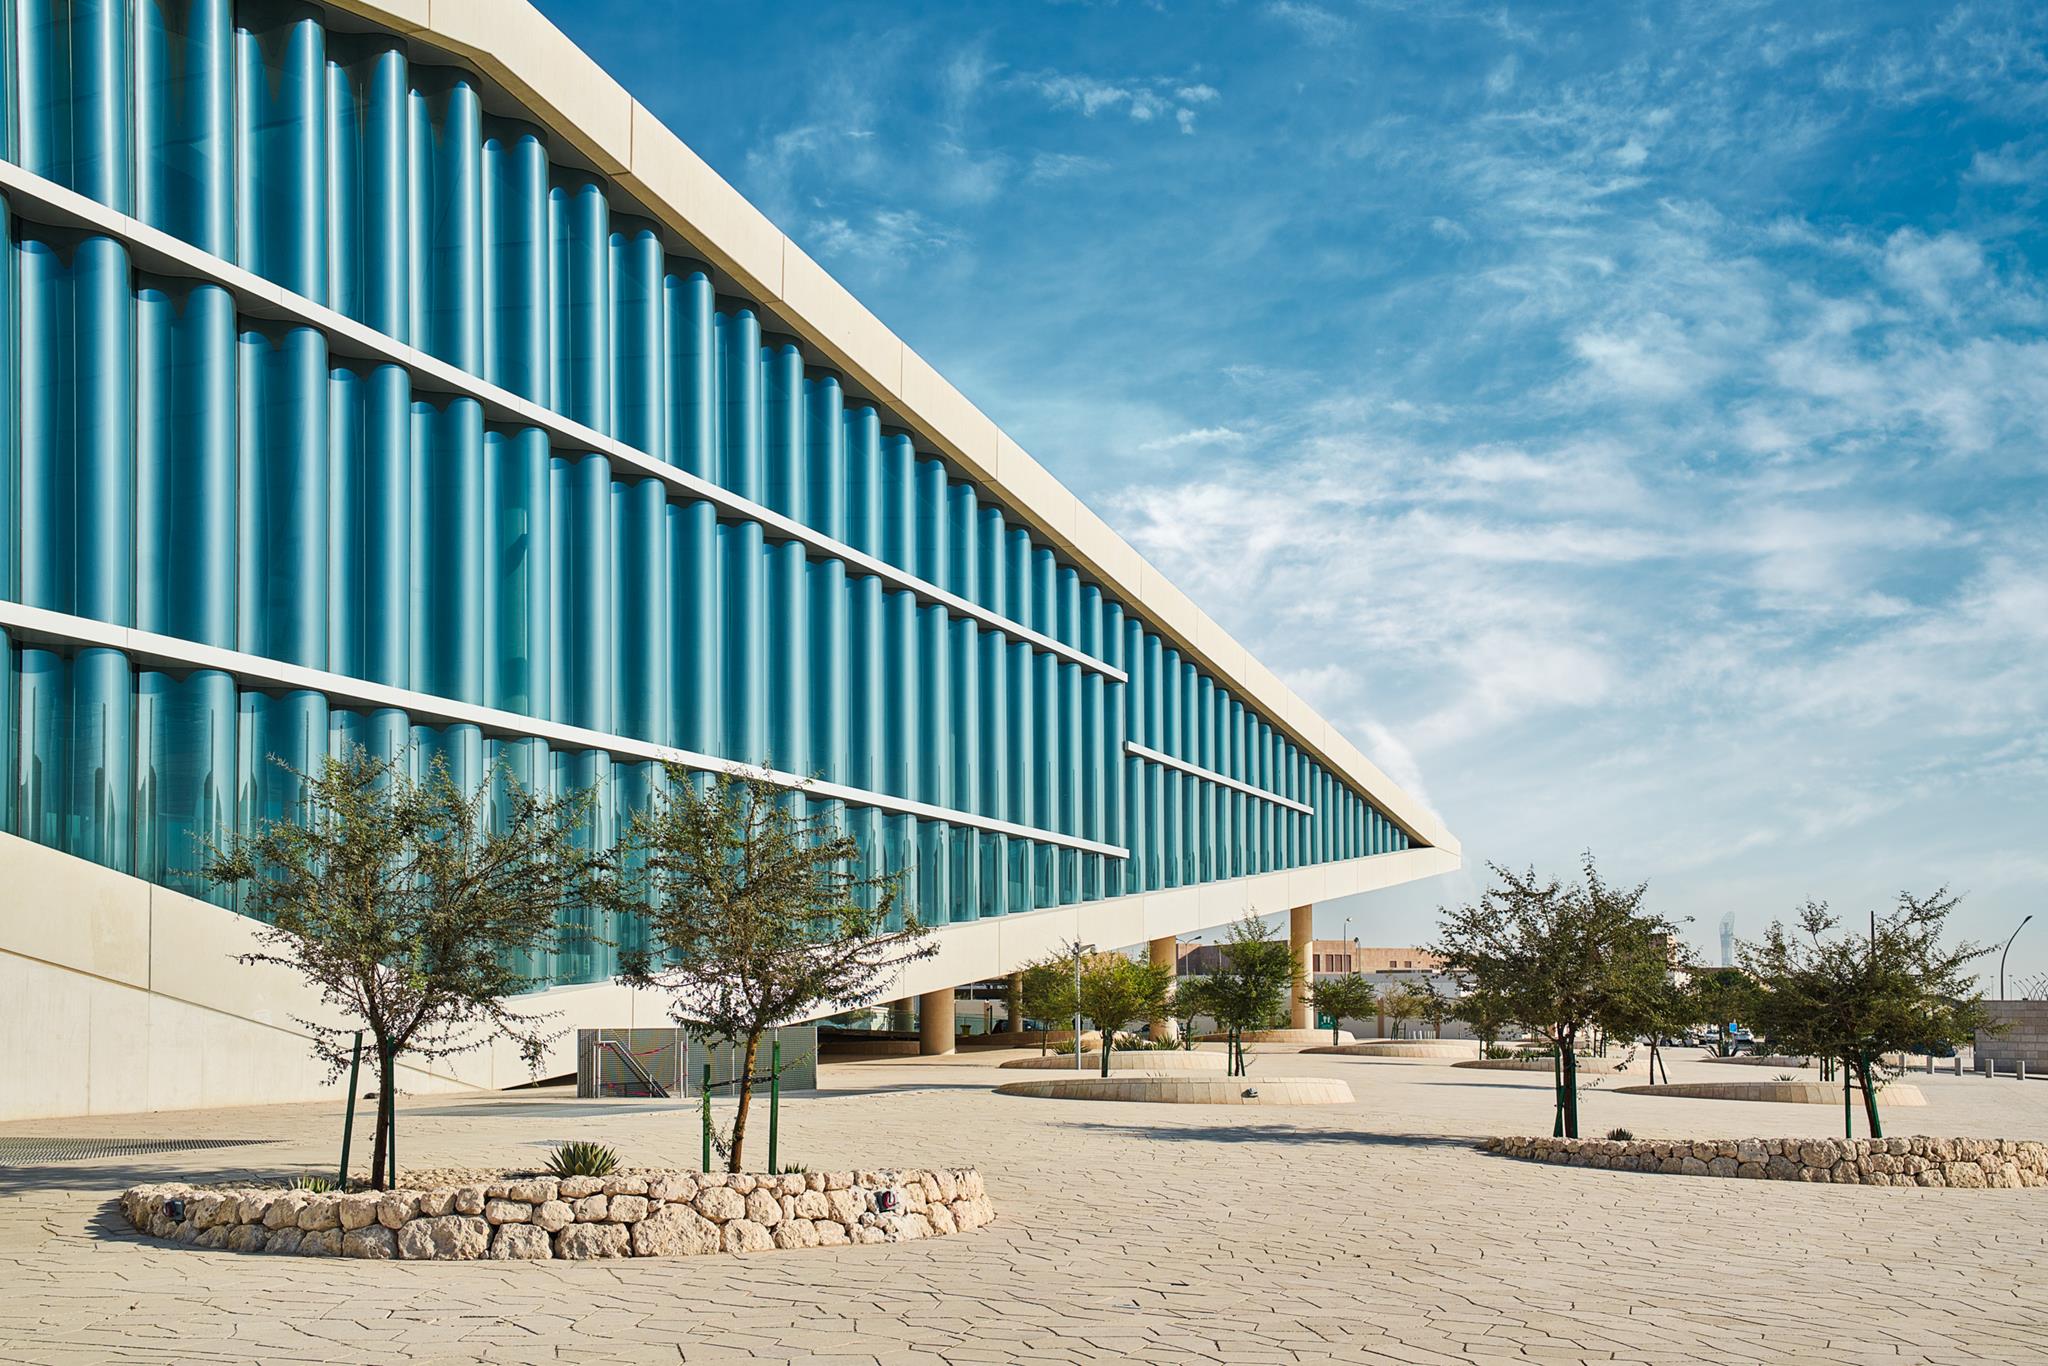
[0,1051,2044,1364]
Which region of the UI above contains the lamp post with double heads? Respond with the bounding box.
[1073,942,1097,1073]
[2000,915,2033,1002]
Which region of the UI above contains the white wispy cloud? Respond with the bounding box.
[1263,0,1350,46]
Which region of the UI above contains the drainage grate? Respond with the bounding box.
[0,1137,279,1166]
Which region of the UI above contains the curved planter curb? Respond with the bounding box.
[1000,1052,1226,1071]
[1305,1040,1477,1058]
[1193,1029,1354,1047]
[1453,1057,1626,1074]
[121,1167,992,1260]
[996,1075,1353,1105]
[1614,1081,1927,1106]
[1486,1134,2048,1187]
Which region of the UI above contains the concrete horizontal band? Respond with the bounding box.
[1122,741,1315,816]
[0,159,1124,688]
[0,599,1129,860]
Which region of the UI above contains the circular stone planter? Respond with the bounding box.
[1700,1054,1813,1068]
[1486,1135,2046,1187]
[1194,1029,1353,1046]
[1453,1057,1626,1074]
[1305,1040,1477,1058]
[1614,1080,1926,1106]
[120,1167,993,1260]
[1000,1051,1226,1071]
[996,1075,1352,1105]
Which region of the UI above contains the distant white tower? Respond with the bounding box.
[1719,914,1735,968]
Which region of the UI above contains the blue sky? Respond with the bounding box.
[540,0,2048,984]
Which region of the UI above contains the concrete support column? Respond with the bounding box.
[1149,936,1178,1040]
[1289,905,1314,1031]
[1004,972,1025,1033]
[888,998,915,1033]
[918,988,956,1056]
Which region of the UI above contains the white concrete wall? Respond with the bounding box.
[0,831,1454,1121]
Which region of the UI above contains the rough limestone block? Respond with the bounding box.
[338,1195,381,1231]
[302,1228,344,1256]
[773,1218,819,1250]
[606,1195,649,1223]
[722,1219,774,1253]
[571,1195,610,1222]
[631,1205,720,1257]
[533,1200,573,1233]
[557,1176,604,1199]
[483,1199,531,1225]
[342,1226,398,1259]
[694,1188,745,1222]
[554,1223,629,1259]
[377,1192,420,1229]
[488,1225,553,1259]
[453,1185,487,1216]
[398,1215,491,1260]
[744,1189,782,1227]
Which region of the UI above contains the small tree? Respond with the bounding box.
[1412,978,1456,1039]
[206,747,614,1190]
[620,766,934,1170]
[1432,855,1680,1138]
[1019,957,1080,1054]
[1740,891,1991,1139]
[1076,953,1175,1075]
[1203,913,1299,1076]
[1307,973,1378,1045]
[1688,967,1761,1058]
[1380,983,1425,1039]
[1450,977,1514,1052]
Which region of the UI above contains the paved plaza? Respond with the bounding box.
[2,1047,2045,1365]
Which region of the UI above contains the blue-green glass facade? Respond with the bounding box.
[0,0,1411,987]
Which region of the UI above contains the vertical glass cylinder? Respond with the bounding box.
[327,362,411,688]
[136,278,236,647]
[325,35,409,339]
[483,426,551,717]
[608,222,663,453]
[665,266,716,479]
[235,0,326,300]
[137,0,233,255]
[612,476,667,742]
[409,69,483,371]
[238,324,329,669]
[481,118,550,403]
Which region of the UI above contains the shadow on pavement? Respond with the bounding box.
[1057,1121,1478,1150]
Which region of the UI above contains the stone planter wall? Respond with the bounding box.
[1485,1135,2048,1188]
[121,1167,992,1260]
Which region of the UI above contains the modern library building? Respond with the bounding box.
[0,0,1458,1120]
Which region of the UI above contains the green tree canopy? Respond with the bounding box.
[1739,890,1991,1138]
[1687,967,1762,1057]
[1202,913,1300,1075]
[1077,953,1175,1074]
[619,766,934,1170]
[1380,982,1425,1038]
[1431,855,1683,1137]
[207,746,616,1189]
[1307,973,1378,1045]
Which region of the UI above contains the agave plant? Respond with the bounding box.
[1606,1127,1633,1142]
[545,1140,621,1178]
[288,1174,336,1193]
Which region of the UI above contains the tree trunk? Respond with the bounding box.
[1858,1054,1883,1139]
[369,1045,395,1191]
[1561,1042,1580,1139]
[1100,1030,1112,1078]
[727,1034,761,1173]
[1552,1045,1564,1137]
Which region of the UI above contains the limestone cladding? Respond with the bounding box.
[1485,1135,2048,1188]
[121,1168,992,1259]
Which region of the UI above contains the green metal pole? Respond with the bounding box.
[1842,1054,1852,1139]
[338,1030,364,1190]
[768,1038,781,1175]
[701,1062,713,1172]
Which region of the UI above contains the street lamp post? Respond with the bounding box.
[2000,915,2033,1001]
